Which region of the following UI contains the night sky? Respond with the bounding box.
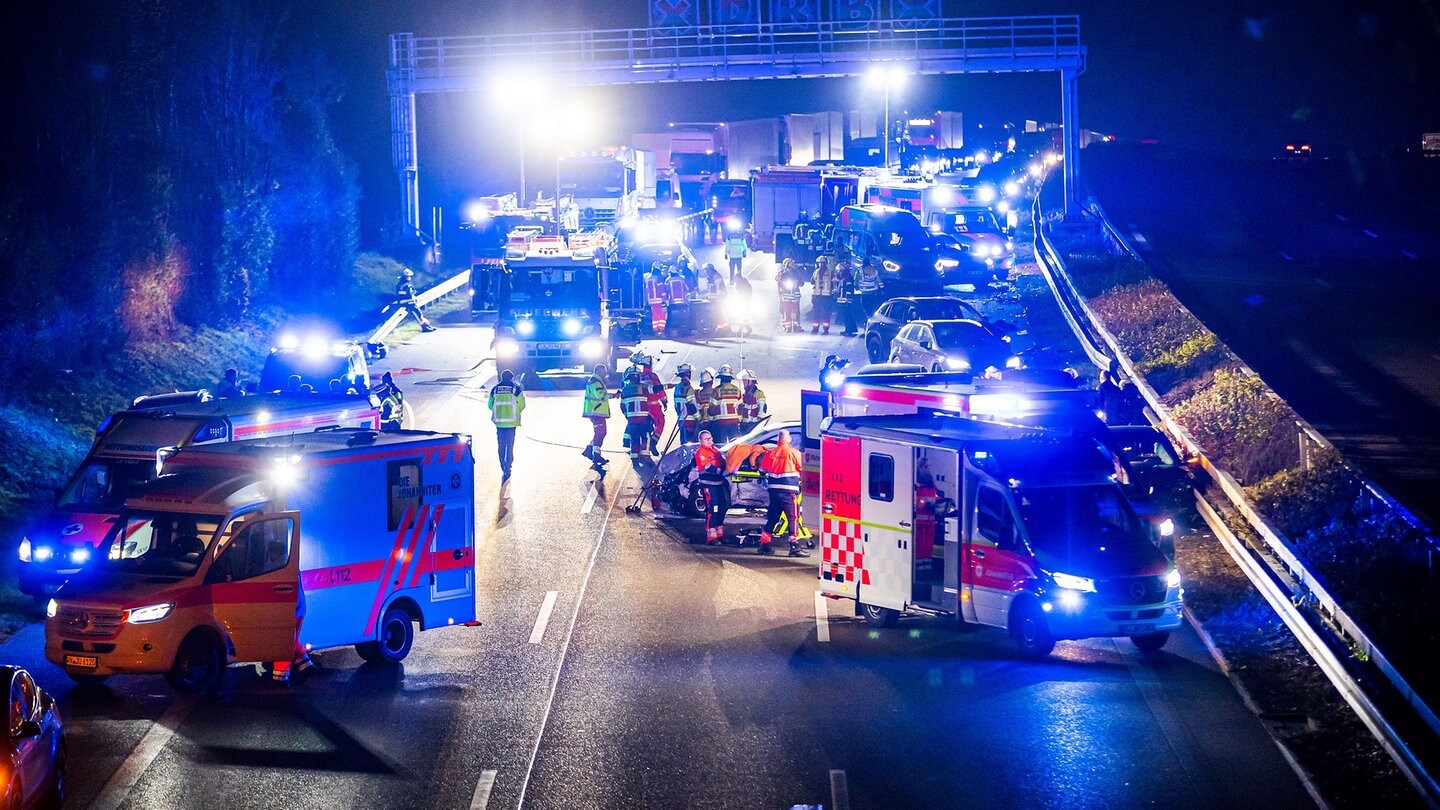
[307,0,1438,238]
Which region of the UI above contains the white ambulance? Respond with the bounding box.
[44,428,476,692]
[817,413,1183,657]
[19,392,381,599]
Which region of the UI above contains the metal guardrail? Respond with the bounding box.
[1032,199,1440,804]
[367,268,471,345]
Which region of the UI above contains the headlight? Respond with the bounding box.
[935,258,959,270]
[561,317,582,337]
[1003,180,1021,198]
[33,545,54,563]
[944,357,969,370]
[69,547,92,565]
[579,338,604,358]
[1159,518,1176,538]
[126,602,175,624]
[823,370,847,390]
[882,259,901,273]
[45,599,58,619]
[18,537,31,563]
[1051,572,1096,593]
[516,320,536,337]
[976,185,996,203]
[996,200,1011,214]
[495,338,520,359]
[1166,569,1182,589]
[1005,355,1023,369]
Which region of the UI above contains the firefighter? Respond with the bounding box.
[711,364,743,443]
[738,369,767,434]
[700,262,727,297]
[700,262,728,334]
[582,364,612,475]
[488,369,526,483]
[914,457,941,582]
[855,258,882,318]
[810,255,836,334]
[694,430,730,545]
[378,371,405,432]
[645,263,669,335]
[217,367,245,398]
[758,429,806,556]
[620,368,654,461]
[695,367,718,440]
[394,268,438,333]
[777,259,803,333]
[665,265,691,337]
[724,228,749,282]
[833,259,862,336]
[633,351,669,454]
[673,364,699,444]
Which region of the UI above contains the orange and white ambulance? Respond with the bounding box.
[18,393,381,599]
[44,428,476,691]
[817,412,1183,657]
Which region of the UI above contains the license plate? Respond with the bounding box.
[536,342,567,351]
[64,654,98,669]
[1119,623,1155,635]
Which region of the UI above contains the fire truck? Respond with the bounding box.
[18,392,381,600]
[494,226,633,371]
[816,412,1183,657]
[45,428,477,692]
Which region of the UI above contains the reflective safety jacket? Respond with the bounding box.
[620,381,651,423]
[639,370,668,411]
[725,236,749,260]
[674,381,698,422]
[855,263,882,293]
[583,375,611,418]
[811,266,835,297]
[666,275,689,303]
[380,385,405,426]
[488,380,526,428]
[832,265,854,303]
[645,274,666,305]
[694,384,716,421]
[694,444,727,486]
[739,385,767,422]
[777,269,803,303]
[712,381,743,424]
[760,442,803,492]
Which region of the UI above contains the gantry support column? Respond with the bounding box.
[388,33,421,235]
[1060,67,1082,220]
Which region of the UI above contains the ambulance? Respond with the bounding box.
[18,393,382,599]
[817,412,1183,657]
[44,428,477,692]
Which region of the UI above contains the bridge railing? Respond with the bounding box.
[396,15,1081,77]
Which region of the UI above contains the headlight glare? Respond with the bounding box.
[1159,518,1176,538]
[18,537,31,563]
[1166,569,1182,589]
[1051,572,1097,593]
[125,602,175,624]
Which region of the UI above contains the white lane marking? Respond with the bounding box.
[830,770,851,810]
[815,591,831,642]
[470,769,498,810]
[89,695,200,810]
[529,591,559,644]
[581,481,599,515]
[1279,251,1293,261]
[1363,229,1379,239]
[1314,277,1332,289]
[1130,231,1149,245]
[516,462,631,805]
[1335,213,1347,221]
[1403,250,1418,260]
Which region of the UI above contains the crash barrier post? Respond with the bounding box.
[368,268,472,345]
[1032,196,1440,804]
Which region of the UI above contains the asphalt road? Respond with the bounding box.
[0,240,1314,809]
[1085,145,1440,528]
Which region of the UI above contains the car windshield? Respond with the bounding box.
[945,209,1001,233]
[560,162,624,197]
[1115,432,1179,467]
[259,352,354,393]
[101,511,223,578]
[59,459,155,509]
[1015,486,1148,556]
[673,152,723,175]
[932,321,993,348]
[912,299,978,321]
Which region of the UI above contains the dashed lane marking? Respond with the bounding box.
[1314,277,1332,289]
[830,770,851,810]
[529,591,559,645]
[815,591,831,642]
[89,695,200,810]
[1335,213,1347,221]
[1363,229,1379,239]
[1279,251,1293,261]
[1130,231,1149,246]
[581,481,599,515]
[469,769,498,810]
[1403,250,1418,260]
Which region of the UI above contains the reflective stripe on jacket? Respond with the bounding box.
[712,382,743,423]
[620,383,651,422]
[645,275,666,305]
[856,265,881,293]
[674,382,698,421]
[694,385,715,421]
[811,267,835,296]
[760,444,803,492]
[739,386,767,421]
[725,237,748,259]
[583,377,610,418]
[694,444,727,486]
[488,381,525,428]
[666,276,688,302]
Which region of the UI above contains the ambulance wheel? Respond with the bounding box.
[166,632,224,693]
[357,607,414,664]
[1009,599,1055,659]
[1132,631,1171,654]
[862,603,898,628]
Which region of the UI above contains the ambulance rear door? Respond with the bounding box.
[205,513,301,664]
[428,503,474,603]
[799,389,829,530]
[856,436,914,612]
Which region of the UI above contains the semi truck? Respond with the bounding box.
[45,428,477,691]
[816,412,1183,657]
[751,166,863,254]
[559,147,653,227]
[724,118,787,178]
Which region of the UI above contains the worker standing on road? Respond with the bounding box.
[633,352,669,454]
[833,259,861,337]
[217,367,245,398]
[738,370,767,435]
[695,430,730,545]
[665,265,691,337]
[810,255,836,334]
[855,259,882,318]
[620,368,654,461]
[582,364,612,475]
[777,259,803,333]
[724,229,749,282]
[758,429,806,557]
[378,372,405,432]
[488,370,526,482]
[394,268,438,333]
[711,365,743,443]
[673,364,700,444]
[695,368,718,440]
[645,263,669,335]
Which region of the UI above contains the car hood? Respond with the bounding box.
[27,509,118,550]
[54,570,193,609]
[1033,537,1170,580]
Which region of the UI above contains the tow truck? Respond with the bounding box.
[817,412,1183,657]
[494,226,634,371]
[45,428,477,691]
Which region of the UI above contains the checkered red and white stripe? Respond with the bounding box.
[821,516,869,586]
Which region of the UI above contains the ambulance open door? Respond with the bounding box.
[429,505,474,602]
[856,438,913,612]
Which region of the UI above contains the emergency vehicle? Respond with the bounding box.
[559,147,649,226]
[18,393,382,599]
[864,183,1012,277]
[495,226,631,371]
[817,413,1183,657]
[44,428,477,692]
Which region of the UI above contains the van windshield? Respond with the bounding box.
[59,459,154,509]
[101,511,223,578]
[1015,486,1147,556]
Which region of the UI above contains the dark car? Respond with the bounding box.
[887,319,1021,373]
[2,666,66,809]
[831,204,975,288]
[864,296,1020,364]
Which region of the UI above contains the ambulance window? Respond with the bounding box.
[977,486,1015,548]
[208,518,294,583]
[803,404,825,443]
[868,454,894,502]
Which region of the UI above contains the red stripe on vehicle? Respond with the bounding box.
[363,507,415,635]
[408,503,444,588]
[301,559,387,591]
[394,505,431,590]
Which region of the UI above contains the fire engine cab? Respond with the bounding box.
[45,428,477,692]
[817,413,1183,657]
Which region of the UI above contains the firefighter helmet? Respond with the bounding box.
[781,258,796,269]
[700,367,716,385]
[816,255,829,265]
[675,363,693,378]
[718,363,734,379]
[400,267,415,279]
[702,262,716,273]
[630,349,652,367]
[739,369,757,383]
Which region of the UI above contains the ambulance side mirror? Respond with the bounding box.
[933,498,957,518]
